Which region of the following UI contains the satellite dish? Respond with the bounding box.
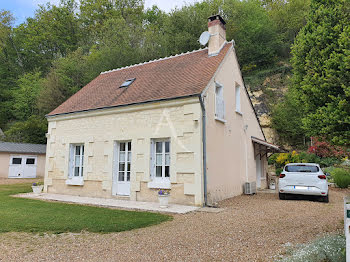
[199,31,211,46]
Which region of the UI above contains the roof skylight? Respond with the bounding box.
[120,78,136,88]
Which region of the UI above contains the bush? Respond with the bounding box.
[275,234,345,262]
[331,168,350,189]
[308,137,349,159]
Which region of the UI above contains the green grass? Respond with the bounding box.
[0,183,172,233]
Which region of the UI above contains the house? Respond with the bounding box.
[0,142,46,178]
[44,15,284,206]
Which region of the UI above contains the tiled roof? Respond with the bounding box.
[0,142,46,154]
[48,42,233,116]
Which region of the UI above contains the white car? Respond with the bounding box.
[278,163,329,202]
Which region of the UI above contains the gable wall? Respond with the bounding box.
[204,46,267,204]
[44,97,204,206]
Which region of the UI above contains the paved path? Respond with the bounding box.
[15,193,200,214]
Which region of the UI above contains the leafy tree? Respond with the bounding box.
[0,10,17,128]
[290,0,350,145]
[12,72,44,121]
[13,0,80,73]
[263,0,311,57]
[4,116,47,144]
[271,88,305,146]
[223,0,279,69]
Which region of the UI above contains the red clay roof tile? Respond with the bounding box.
[48,42,232,116]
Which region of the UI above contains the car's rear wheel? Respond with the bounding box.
[320,195,329,203]
[279,193,286,200]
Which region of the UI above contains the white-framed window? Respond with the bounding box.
[151,139,170,178]
[215,82,225,120]
[69,144,84,178]
[235,85,242,114]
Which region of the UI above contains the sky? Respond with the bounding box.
[0,0,199,25]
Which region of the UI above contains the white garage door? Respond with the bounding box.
[8,155,37,178]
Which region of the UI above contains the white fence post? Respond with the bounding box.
[344,197,350,262]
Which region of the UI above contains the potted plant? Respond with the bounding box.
[32,182,43,194]
[158,189,170,208]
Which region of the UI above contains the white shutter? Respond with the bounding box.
[68,145,74,178]
[150,140,155,179]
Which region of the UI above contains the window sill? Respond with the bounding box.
[215,117,226,123]
[147,179,171,189]
[235,110,243,116]
[66,177,84,186]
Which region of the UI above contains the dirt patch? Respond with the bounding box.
[0,188,347,262]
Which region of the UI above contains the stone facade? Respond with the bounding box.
[45,98,204,206]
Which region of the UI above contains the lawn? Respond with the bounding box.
[0,183,171,233]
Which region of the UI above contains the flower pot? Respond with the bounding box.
[158,194,170,208]
[32,185,43,194]
[269,183,276,190]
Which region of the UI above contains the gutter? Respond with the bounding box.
[199,95,208,206]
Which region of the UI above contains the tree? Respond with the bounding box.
[4,116,47,144]
[271,88,305,146]
[290,0,350,145]
[223,0,279,69]
[12,72,44,121]
[262,0,311,57]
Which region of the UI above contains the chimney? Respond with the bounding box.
[208,14,226,56]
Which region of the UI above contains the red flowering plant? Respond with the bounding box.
[308,137,349,159]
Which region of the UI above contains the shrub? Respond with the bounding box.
[331,168,350,189]
[308,137,349,159]
[275,234,345,262]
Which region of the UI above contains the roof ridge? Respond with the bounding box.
[100,46,209,75]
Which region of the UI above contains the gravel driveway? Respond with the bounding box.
[0,183,347,262]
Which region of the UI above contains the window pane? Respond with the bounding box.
[128,142,131,151]
[165,141,170,153]
[81,156,84,166]
[81,167,83,176]
[156,166,162,177]
[12,158,22,165]
[81,145,84,155]
[165,166,170,177]
[156,154,162,165]
[120,143,125,151]
[119,163,125,172]
[74,167,80,176]
[75,156,80,166]
[127,172,130,181]
[156,142,162,153]
[118,172,124,181]
[165,154,170,166]
[119,152,125,162]
[127,163,131,171]
[26,158,35,165]
[127,152,131,162]
[75,146,80,156]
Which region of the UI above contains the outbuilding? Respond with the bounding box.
[0,142,46,178]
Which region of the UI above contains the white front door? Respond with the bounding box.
[8,156,37,178]
[113,141,131,196]
[256,156,262,188]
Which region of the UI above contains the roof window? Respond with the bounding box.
[120,78,136,88]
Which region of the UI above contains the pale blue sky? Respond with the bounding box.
[0,0,199,25]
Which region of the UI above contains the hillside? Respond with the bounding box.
[244,64,292,144]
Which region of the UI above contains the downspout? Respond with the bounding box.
[199,95,208,206]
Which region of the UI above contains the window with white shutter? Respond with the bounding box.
[235,85,242,114]
[215,83,225,120]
